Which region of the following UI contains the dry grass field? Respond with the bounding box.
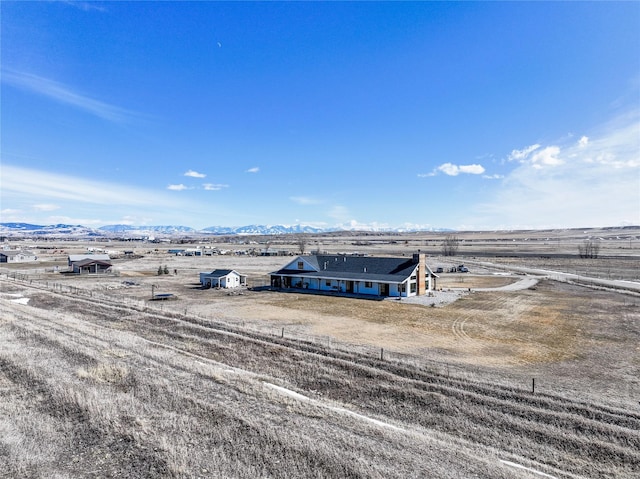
[1,228,639,478]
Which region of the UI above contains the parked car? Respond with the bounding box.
[435,267,444,273]
[458,266,469,273]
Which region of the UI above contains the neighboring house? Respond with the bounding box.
[71,259,113,274]
[68,254,112,274]
[200,269,247,288]
[0,250,37,263]
[270,253,438,298]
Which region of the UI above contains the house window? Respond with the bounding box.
[411,275,417,280]
[297,261,304,269]
[410,283,417,293]
[364,281,372,288]
[325,280,331,287]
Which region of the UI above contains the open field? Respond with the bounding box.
[1,229,639,477]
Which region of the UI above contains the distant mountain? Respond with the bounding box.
[98,225,197,234]
[0,223,101,236]
[0,222,451,237]
[203,224,328,235]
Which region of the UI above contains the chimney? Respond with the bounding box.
[413,252,426,296]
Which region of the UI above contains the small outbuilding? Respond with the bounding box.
[200,269,247,289]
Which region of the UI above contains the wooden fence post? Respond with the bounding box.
[532,378,536,394]
[380,348,384,360]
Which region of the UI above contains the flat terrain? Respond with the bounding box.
[1,228,639,478]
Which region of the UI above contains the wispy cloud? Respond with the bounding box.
[62,1,107,12]
[0,165,234,227]
[290,196,321,205]
[246,167,260,173]
[1,208,22,216]
[1,165,177,206]
[1,69,140,123]
[203,183,229,191]
[184,169,206,178]
[33,204,60,212]
[167,184,191,191]
[508,144,541,162]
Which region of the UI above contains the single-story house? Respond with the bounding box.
[71,259,113,274]
[68,254,112,274]
[0,250,37,263]
[270,253,438,298]
[200,269,247,288]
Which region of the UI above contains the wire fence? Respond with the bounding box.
[2,270,637,407]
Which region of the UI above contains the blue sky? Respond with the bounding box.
[2,1,639,230]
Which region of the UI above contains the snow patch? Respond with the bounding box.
[9,297,30,305]
[263,382,309,401]
[499,459,558,478]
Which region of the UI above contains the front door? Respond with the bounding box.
[380,283,389,296]
[346,281,354,293]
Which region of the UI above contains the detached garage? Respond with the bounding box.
[200,269,247,289]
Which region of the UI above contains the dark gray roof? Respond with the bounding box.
[271,255,422,282]
[204,269,242,277]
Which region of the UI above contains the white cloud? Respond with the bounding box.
[246,167,260,173]
[2,69,140,123]
[290,196,321,205]
[33,204,60,212]
[459,164,486,175]
[508,144,541,162]
[482,174,504,180]
[184,170,206,178]
[203,183,229,191]
[435,162,486,176]
[167,184,190,191]
[529,146,563,168]
[474,110,640,228]
[578,136,589,147]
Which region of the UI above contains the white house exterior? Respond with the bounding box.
[0,250,37,263]
[200,269,247,288]
[270,253,437,298]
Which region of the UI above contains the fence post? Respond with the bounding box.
[532,378,536,394]
[281,327,284,338]
[380,348,384,361]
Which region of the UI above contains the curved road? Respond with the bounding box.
[470,261,640,294]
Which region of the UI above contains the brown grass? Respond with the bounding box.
[1,237,639,478]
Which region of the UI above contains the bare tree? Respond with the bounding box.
[441,235,460,256]
[296,235,308,255]
[578,239,600,258]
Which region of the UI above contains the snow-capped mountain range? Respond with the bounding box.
[0,222,449,237]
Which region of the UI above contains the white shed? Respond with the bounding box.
[200,269,247,289]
